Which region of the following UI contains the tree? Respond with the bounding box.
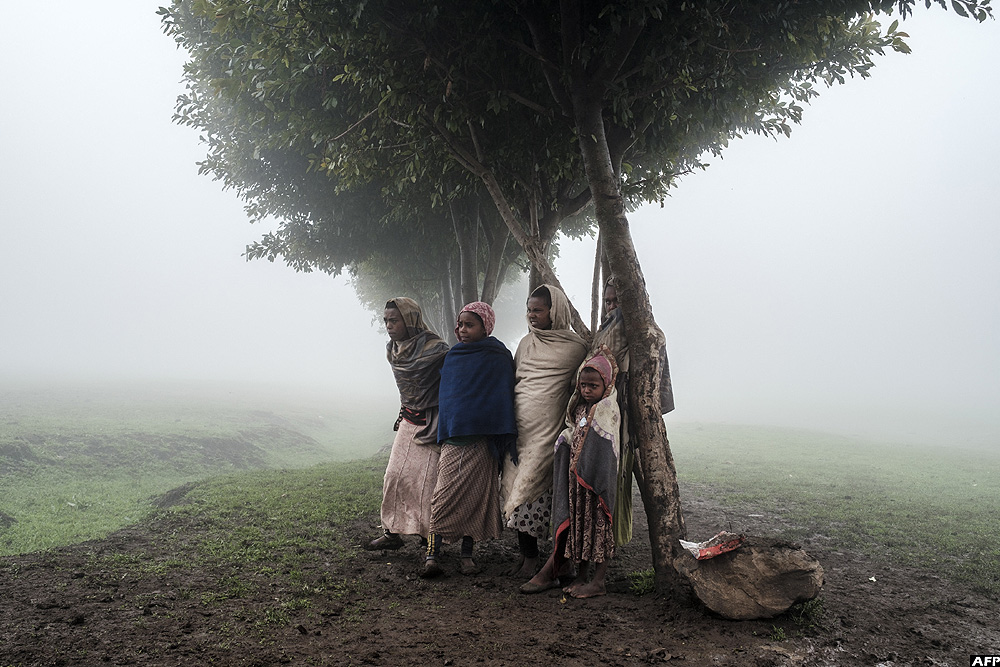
[163,0,609,332]
[163,0,992,591]
[161,0,533,334]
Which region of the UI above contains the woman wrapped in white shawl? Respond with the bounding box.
[502,284,588,577]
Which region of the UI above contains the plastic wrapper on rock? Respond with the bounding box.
[679,531,746,560]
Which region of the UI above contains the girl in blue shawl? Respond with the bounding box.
[423,301,518,578]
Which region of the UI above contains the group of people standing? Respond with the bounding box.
[368,281,672,599]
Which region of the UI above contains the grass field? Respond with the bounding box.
[669,422,999,595]
[0,382,394,555]
[1,384,997,595]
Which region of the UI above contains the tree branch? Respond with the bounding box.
[514,5,574,117]
[502,89,557,118]
[589,19,646,90]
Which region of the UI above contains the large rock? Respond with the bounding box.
[674,537,824,620]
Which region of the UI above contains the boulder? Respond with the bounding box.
[674,537,824,620]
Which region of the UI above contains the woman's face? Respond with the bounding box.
[526,296,552,330]
[383,307,410,342]
[603,284,619,315]
[456,310,488,343]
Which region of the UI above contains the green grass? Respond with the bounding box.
[0,382,394,556]
[669,423,1000,596]
[628,567,656,596]
[164,462,382,569]
[66,459,386,639]
[155,461,384,569]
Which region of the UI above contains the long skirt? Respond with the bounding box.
[564,405,614,563]
[381,419,441,537]
[429,438,502,543]
[565,481,614,563]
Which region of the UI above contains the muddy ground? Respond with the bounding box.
[1,484,997,666]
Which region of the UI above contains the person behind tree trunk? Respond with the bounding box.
[365,298,450,551]
[520,346,620,598]
[423,301,518,578]
[502,284,587,578]
[592,278,675,547]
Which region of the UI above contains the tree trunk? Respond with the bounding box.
[572,92,686,592]
[476,169,591,341]
[452,268,464,326]
[480,213,510,305]
[601,250,612,320]
[591,231,602,333]
[440,259,457,338]
[450,200,479,306]
[527,242,550,294]
[429,110,591,338]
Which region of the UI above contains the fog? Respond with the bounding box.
[2,3,997,446]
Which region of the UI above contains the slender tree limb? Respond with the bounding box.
[591,230,602,333]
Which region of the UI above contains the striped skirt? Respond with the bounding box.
[429,438,502,543]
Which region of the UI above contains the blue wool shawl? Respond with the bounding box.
[437,336,518,462]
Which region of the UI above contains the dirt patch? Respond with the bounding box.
[150,482,199,510]
[0,441,42,474]
[0,484,996,666]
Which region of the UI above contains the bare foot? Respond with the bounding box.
[562,580,583,596]
[520,571,560,594]
[556,561,577,582]
[568,580,606,598]
[508,556,538,578]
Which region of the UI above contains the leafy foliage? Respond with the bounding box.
[159,0,991,323]
[160,0,530,318]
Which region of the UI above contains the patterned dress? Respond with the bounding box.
[506,491,553,539]
[564,404,614,563]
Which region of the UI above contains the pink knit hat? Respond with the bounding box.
[459,301,496,336]
[582,346,617,397]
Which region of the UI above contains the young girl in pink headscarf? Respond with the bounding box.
[520,346,620,598]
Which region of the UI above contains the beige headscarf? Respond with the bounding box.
[385,297,449,413]
[388,297,431,339]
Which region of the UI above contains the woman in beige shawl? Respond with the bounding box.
[365,297,450,551]
[502,284,588,577]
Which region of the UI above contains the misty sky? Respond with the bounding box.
[2,3,997,445]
